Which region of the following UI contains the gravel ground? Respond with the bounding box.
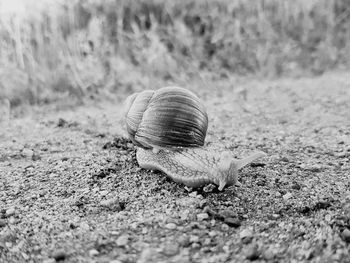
[1,72,350,263]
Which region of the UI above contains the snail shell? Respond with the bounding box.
[124,87,208,150]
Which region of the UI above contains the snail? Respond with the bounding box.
[123,86,266,191]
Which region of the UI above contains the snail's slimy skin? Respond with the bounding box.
[136,147,266,191]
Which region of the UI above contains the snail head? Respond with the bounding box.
[215,151,267,191]
[215,151,239,191]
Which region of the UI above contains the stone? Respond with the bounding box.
[342,229,350,243]
[0,219,6,227]
[52,250,66,261]
[178,235,190,247]
[88,249,99,257]
[325,214,332,222]
[100,198,122,211]
[116,235,129,247]
[79,222,90,231]
[21,148,33,158]
[283,192,293,200]
[306,165,322,172]
[32,154,41,161]
[291,182,301,190]
[208,231,218,237]
[221,223,229,231]
[240,228,253,243]
[137,248,155,263]
[196,213,209,221]
[245,244,260,261]
[162,243,179,256]
[240,228,253,239]
[165,223,177,230]
[263,247,276,260]
[5,207,15,217]
[224,217,241,228]
[100,190,109,196]
[189,235,199,243]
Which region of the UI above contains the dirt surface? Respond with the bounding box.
[1,72,350,263]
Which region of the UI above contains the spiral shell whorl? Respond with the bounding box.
[124,87,208,150]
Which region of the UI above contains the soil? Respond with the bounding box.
[1,72,350,263]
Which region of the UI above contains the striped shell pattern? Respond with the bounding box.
[124,87,208,150]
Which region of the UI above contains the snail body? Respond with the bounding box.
[124,87,266,191]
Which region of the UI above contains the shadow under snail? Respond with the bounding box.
[123,86,266,191]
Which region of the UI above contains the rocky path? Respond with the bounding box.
[1,72,350,262]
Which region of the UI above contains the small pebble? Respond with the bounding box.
[57,118,67,127]
[89,249,99,257]
[0,219,7,227]
[116,235,129,247]
[8,217,15,224]
[221,223,229,231]
[263,247,276,260]
[5,207,15,217]
[197,213,209,221]
[5,242,12,248]
[100,190,109,196]
[203,184,216,192]
[52,250,66,261]
[240,228,253,239]
[303,248,314,260]
[32,153,41,161]
[180,210,190,220]
[219,209,237,218]
[198,199,207,209]
[100,198,122,211]
[175,197,199,207]
[188,191,199,198]
[272,214,280,219]
[336,152,349,158]
[79,222,90,231]
[165,223,177,230]
[162,243,179,256]
[342,229,350,243]
[306,165,322,172]
[137,248,155,263]
[240,228,253,243]
[178,235,190,247]
[224,217,241,228]
[208,231,218,237]
[203,238,211,245]
[280,156,290,162]
[189,235,199,243]
[283,192,293,200]
[21,148,33,158]
[325,214,332,222]
[291,182,301,190]
[245,244,260,260]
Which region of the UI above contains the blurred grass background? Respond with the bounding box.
[1,0,350,109]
